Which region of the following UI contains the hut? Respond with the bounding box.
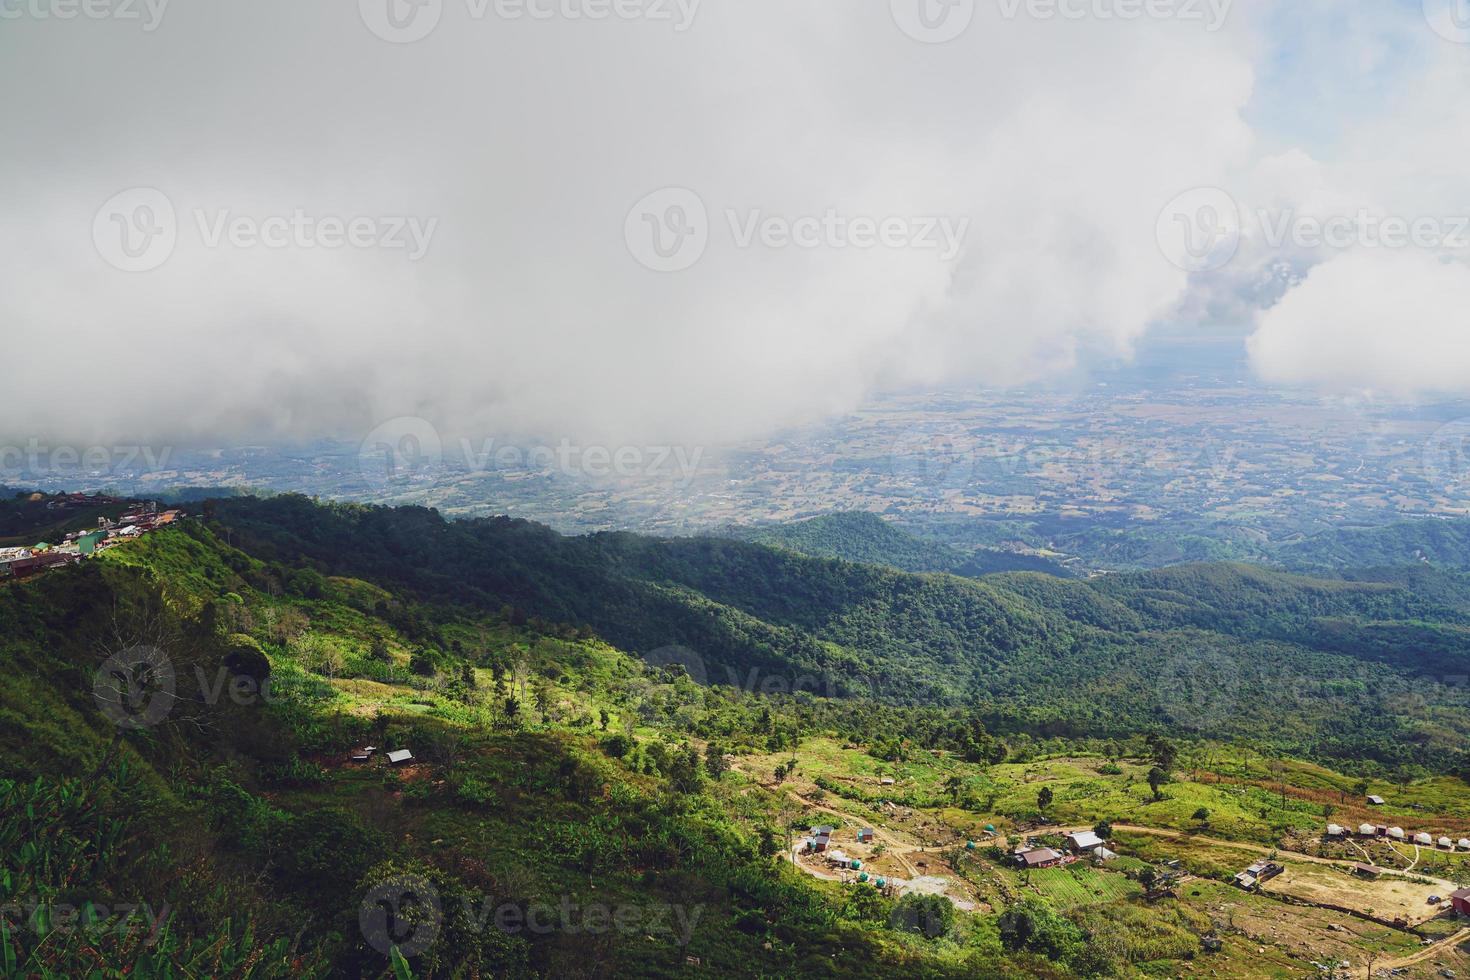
[1358,823,1377,837]
[1459,839,1470,851]
[1018,848,1065,869]
[1368,795,1386,806]
[387,749,414,765]
[857,828,875,844]
[1452,889,1470,916]
[1415,832,1434,847]
[1387,827,1406,841]
[1325,824,1345,838]
[1439,837,1454,850]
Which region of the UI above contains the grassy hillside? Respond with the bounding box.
[0,519,1060,978]
[209,496,1470,773]
[5,498,1470,977]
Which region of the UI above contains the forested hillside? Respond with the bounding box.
[5,495,1470,977]
[725,512,1074,578]
[209,496,1470,772]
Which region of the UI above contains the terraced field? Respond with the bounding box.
[1023,866,1141,910]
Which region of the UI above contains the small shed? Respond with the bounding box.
[387,749,414,765]
[1093,847,1119,862]
[1353,864,1382,879]
[1018,848,1064,869]
[1452,888,1470,916]
[880,777,896,786]
[857,828,875,843]
[1367,795,1385,806]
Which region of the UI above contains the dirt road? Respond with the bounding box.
[1374,926,1470,973]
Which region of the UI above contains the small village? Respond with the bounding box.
[764,754,1470,978]
[0,493,182,580]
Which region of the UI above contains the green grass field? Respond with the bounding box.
[1023,866,1140,910]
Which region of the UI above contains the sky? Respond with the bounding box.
[4,0,1470,453]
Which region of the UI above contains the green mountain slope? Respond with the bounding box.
[727,512,1074,578]
[208,496,1470,771]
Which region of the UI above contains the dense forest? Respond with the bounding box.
[207,496,1470,773]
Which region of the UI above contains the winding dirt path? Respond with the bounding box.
[1374,927,1470,973]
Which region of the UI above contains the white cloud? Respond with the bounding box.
[1249,251,1470,396]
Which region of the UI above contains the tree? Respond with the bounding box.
[598,708,610,731]
[1037,786,1054,813]
[704,743,729,781]
[944,775,965,802]
[669,746,704,794]
[1192,807,1210,825]
[1147,767,1168,801]
[890,894,955,940]
[757,826,779,861]
[368,636,393,663]
[1093,819,1113,840]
